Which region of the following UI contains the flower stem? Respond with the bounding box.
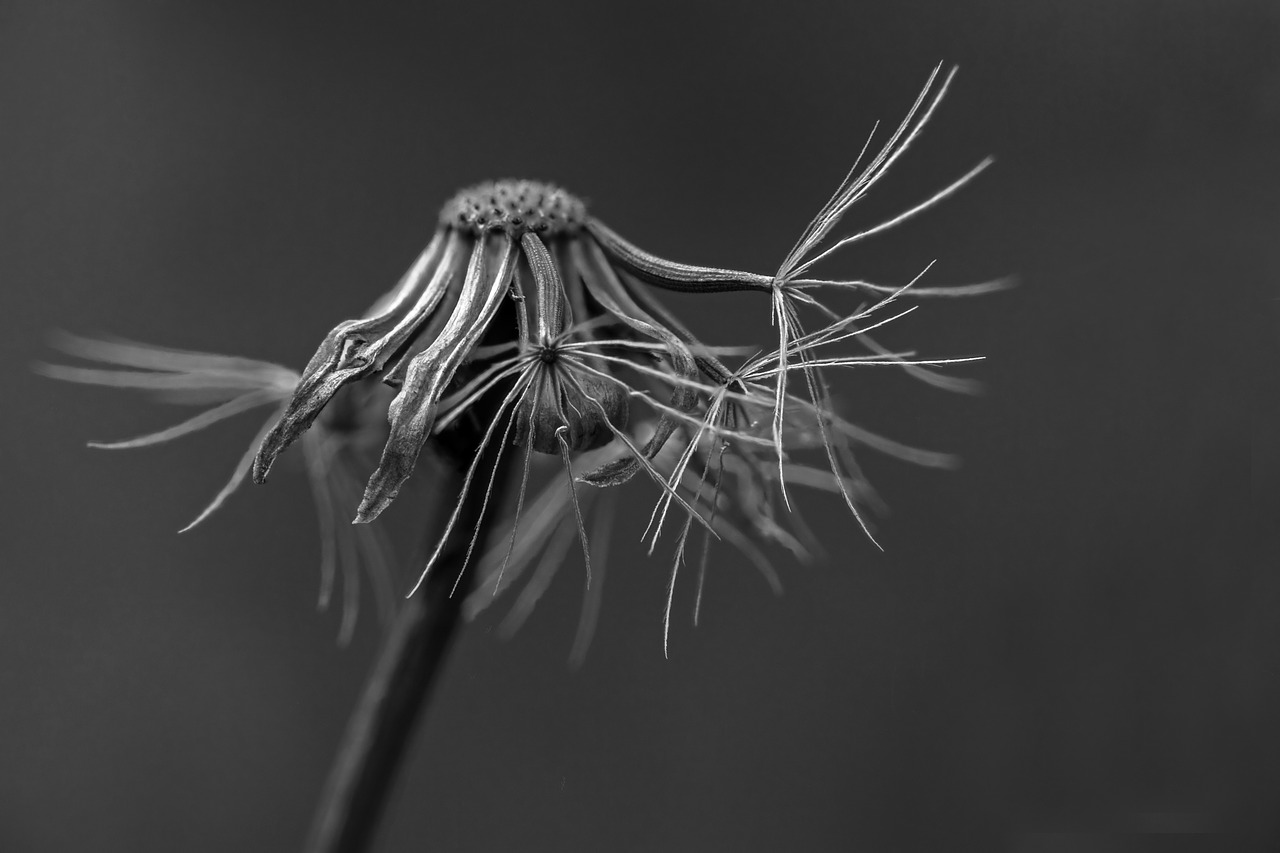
[305,440,504,853]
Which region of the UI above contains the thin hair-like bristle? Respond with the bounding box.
[178,405,287,533]
[556,427,594,589]
[568,488,615,668]
[86,390,279,450]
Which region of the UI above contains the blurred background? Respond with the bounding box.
[0,1,1272,850]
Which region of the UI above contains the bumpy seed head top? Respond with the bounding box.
[441,179,587,237]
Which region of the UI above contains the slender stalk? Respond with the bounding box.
[305,435,504,853]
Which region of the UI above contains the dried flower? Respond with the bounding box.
[45,64,1006,653]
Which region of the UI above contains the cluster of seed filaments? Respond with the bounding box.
[441,179,587,237]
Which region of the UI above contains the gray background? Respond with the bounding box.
[0,1,1271,851]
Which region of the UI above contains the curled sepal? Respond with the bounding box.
[355,234,518,523]
[250,323,381,483]
[252,233,459,483]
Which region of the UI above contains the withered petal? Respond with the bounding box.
[355,234,518,523]
[252,233,462,483]
[520,232,567,343]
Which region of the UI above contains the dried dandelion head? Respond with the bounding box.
[44,65,1007,654]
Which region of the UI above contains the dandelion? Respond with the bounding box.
[247,70,1003,614]
[46,63,1005,853]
